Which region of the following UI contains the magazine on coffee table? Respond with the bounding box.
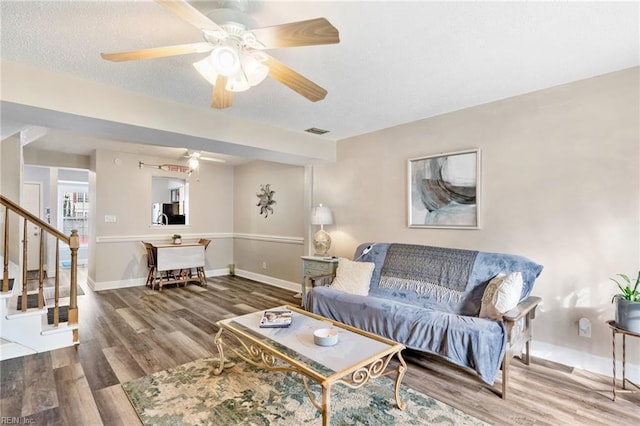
[259,309,292,328]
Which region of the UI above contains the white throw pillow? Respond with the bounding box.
[330,258,375,296]
[479,272,524,320]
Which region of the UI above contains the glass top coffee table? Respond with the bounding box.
[213,305,407,425]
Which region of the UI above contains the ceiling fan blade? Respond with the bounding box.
[212,76,234,109]
[200,156,226,163]
[184,151,226,163]
[101,42,212,62]
[251,18,340,49]
[264,55,327,102]
[155,0,223,32]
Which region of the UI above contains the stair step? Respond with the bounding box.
[16,293,42,310]
[41,321,79,336]
[47,305,69,325]
[0,340,37,361]
[26,270,47,281]
[1,278,15,298]
[5,278,15,291]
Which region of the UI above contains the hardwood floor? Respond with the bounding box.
[1,275,638,425]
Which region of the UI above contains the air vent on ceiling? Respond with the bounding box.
[305,127,330,135]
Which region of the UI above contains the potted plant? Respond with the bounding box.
[171,234,182,245]
[611,271,640,333]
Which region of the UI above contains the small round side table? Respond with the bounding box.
[607,320,640,401]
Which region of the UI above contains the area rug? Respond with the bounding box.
[122,356,486,425]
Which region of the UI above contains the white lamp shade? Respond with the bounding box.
[311,204,333,226]
[243,53,269,86]
[226,70,250,92]
[193,56,219,86]
[194,49,269,93]
[211,45,241,77]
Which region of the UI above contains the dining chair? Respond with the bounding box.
[142,242,159,290]
[196,238,211,284]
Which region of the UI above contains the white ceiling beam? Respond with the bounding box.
[20,126,48,146]
[0,59,336,165]
[1,119,27,142]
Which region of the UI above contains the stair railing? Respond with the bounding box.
[1,194,79,343]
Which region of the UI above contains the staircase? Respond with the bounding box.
[0,194,80,360]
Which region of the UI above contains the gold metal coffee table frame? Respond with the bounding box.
[213,305,407,426]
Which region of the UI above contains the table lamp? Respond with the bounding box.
[311,204,333,256]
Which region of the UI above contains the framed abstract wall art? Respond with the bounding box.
[407,149,481,229]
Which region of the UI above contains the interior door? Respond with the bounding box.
[23,182,43,271]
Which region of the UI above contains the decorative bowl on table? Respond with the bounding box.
[313,328,338,346]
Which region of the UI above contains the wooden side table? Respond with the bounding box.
[300,256,338,308]
[607,320,640,401]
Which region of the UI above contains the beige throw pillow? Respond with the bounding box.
[479,272,524,320]
[330,258,375,296]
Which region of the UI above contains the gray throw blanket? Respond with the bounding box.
[379,244,479,303]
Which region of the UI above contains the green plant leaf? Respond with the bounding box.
[610,272,640,301]
[617,273,631,284]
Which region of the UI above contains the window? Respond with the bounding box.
[62,189,89,244]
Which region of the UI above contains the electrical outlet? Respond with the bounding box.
[578,317,591,338]
[104,215,116,223]
[262,262,267,269]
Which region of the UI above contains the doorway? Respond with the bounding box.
[58,181,89,268]
[22,166,91,276]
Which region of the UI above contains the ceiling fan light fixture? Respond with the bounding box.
[242,53,269,86]
[188,156,200,170]
[193,56,219,85]
[241,32,264,49]
[210,44,241,76]
[226,52,268,91]
[226,70,250,92]
[202,28,228,44]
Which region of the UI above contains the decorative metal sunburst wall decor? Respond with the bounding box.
[256,184,276,218]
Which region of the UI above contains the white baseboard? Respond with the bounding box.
[0,341,37,361]
[531,340,640,383]
[235,269,301,293]
[88,276,144,291]
[206,268,231,277]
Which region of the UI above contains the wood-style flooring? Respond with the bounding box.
[1,275,638,425]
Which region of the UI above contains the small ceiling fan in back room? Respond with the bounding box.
[183,150,226,167]
[101,0,340,108]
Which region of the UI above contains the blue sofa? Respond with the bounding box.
[305,242,543,399]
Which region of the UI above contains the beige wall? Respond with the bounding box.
[23,149,90,170]
[233,161,306,286]
[90,149,234,288]
[1,137,23,262]
[1,136,21,202]
[313,68,640,376]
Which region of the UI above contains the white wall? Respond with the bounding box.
[313,68,640,379]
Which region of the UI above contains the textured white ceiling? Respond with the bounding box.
[1,1,638,157]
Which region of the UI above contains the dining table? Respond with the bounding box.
[151,241,206,288]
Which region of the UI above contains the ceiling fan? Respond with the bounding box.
[183,150,226,167]
[100,0,340,109]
